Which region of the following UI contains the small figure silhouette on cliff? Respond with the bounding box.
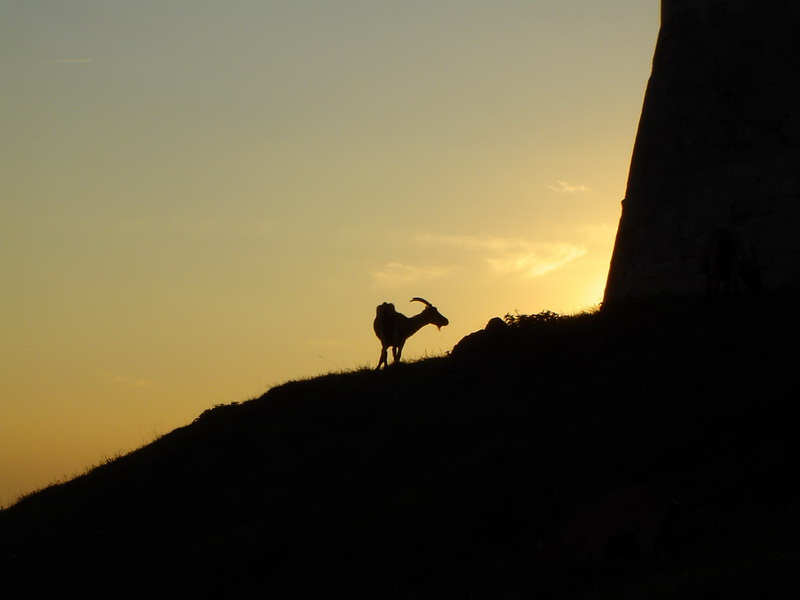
[702,227,762,298]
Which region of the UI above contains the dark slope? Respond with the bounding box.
[2,296,800,599]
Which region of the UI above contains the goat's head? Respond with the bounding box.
[410,297,449,329]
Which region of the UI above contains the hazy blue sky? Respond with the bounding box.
[1,0,660,505]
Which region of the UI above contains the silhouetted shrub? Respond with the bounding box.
[504,309,562,328]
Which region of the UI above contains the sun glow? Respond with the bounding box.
[0,0,659,505]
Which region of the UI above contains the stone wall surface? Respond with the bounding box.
[604,0,800,303]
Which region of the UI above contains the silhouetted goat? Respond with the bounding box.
[373,297,449,369]
[703,227,762,298]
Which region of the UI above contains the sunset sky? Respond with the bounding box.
[1,0,660,505]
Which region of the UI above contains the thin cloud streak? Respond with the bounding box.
[486,243,587,278]
[118,217,273,238]
[417,233,587,279]
[547,180,590,193]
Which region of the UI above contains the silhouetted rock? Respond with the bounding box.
[607,1,800,303]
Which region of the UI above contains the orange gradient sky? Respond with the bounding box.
[1,1,660,506]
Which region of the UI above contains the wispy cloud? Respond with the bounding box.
[43,59,93,64]
[371,262,447,289]
[118,217,273,238]
[417,234,587,279]
[485,242,587,278]
[547,180,590,193]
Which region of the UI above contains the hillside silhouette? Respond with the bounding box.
[2,295,799,599]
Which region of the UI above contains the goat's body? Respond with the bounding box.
[374,298,448,369]
[703,227,761,297]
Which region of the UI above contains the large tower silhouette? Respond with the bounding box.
[604,0,800,304]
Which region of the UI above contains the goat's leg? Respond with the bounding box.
[377,347,389,370]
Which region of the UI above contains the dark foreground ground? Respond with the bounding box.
[1,294,799,599]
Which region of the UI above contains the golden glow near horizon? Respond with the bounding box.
[0,0,660,506]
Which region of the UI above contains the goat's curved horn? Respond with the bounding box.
[410,297,432,307]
